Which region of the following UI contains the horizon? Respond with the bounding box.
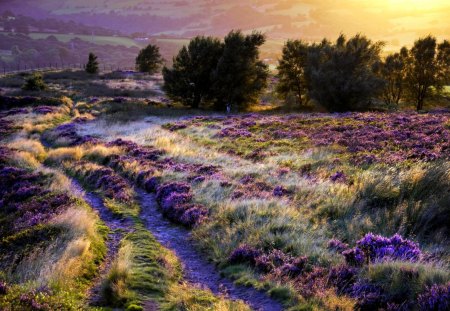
[1,0,449,52]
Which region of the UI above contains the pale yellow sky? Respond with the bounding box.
[275,0,450,50]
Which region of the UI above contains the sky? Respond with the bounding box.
[2,0,450,51]
[281,0,450,50]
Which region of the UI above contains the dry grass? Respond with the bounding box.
[46,146,84,164]
[162,283,251,311]
[9,139,47,161]
[83,144,122,162]
[11,206,100,287]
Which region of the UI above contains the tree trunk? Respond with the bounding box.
[192,93,201,109]
[417,97,424,111]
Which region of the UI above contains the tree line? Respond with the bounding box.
[90,30,450,112]
[277,34,450,111]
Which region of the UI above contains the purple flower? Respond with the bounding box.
[355,233,422,263]
[417,283,450,311]
[229,245,261,265]
[342,247,366,266]
[255,249,291,273]
[179,204,208,227]
[273,186,289,197]
[327,238,349,252]
[144,177,161,193]
[330,171,347,182]
[328,265,358,294]
[155,182,191,203]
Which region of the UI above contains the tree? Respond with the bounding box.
[136,44,164,74]
[22,73,47,91]
[276,40,309,107]
[403,36,450,110]
[163,36,223,108]
[378,47,408,105]
[437,40,450,86]
[305,34,384,112]
[212,30,269,111]
[85,52,99,74]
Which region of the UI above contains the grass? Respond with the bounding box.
[0,154,108,310]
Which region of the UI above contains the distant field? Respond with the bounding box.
[24,32,145,48]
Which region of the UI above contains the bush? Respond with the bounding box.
[22,73,47,91]
[86,52,99,74]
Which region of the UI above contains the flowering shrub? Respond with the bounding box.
[107,139,164,161]
[357,233,421,263]
[155,182,207,227]
[47,123,99,146]
[417,283,450,311]
[328,265,358,295]
[273,185,289,197]
[229,245,261,265]
[228,245,308,278]
[71,162,132,202]
[18,287,54,310]
[342,247,366,266]
[342,233,422,266]
[255,249,291,273]
[330,171,347,182]
[351,282,385,310]
[327,239,349,253]
[143,176,161,192]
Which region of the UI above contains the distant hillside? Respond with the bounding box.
[0,0,307,38]
[1,0,449,50]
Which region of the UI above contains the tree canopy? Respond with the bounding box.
[163,30,268,111]
[136,44,164,74]
[85,52,99,74]
[276,40,309,107]
[404,36,450,110]
[305,34,384,112]
[163,36,223,108]
[212,30,269,111]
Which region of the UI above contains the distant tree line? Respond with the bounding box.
[0,33,139,69]
[277,34,450,111]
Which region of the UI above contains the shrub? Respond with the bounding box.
[86,52,99,74]
[22,73,47,91]
[417,282,450,311]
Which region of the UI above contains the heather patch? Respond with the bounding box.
[155,182,208,227]
[66,161,133,202]
[172,112,450,164]
[43,122,100,147]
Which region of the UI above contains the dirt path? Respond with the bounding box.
[70,179,133,306]
[138,189,284,311]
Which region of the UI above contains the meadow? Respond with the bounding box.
[0,71,449,310]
